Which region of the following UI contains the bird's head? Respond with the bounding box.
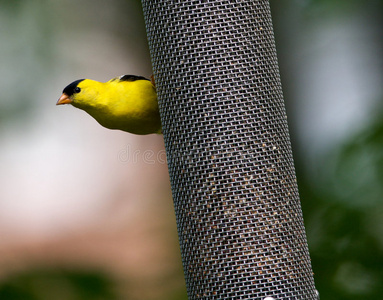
[57,79,101,109]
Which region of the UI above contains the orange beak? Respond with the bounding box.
[56,93,73,105]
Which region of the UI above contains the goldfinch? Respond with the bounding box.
[57,75,161,135]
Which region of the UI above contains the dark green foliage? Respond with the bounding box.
[297,109,383,299]
[0,268,118,300]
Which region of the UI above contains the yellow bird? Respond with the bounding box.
[57,75,161,135]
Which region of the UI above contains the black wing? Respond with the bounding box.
[118,75,150,82]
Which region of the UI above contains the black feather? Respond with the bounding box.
[62,79,85,96]
[118,75,149,82]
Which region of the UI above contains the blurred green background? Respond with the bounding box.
[0,0,382,299]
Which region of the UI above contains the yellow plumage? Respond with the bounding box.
[57,75,161,135]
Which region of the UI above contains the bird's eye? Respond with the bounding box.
[74,87,81,93]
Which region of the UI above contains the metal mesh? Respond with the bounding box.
[141,0,317,299]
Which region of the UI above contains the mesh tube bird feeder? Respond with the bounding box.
[141,0,317,299]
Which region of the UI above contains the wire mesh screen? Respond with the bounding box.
[141,0,317,299]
